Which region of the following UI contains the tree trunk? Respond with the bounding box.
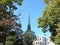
[3,34,6,45]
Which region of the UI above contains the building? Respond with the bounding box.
[33,36,55,45]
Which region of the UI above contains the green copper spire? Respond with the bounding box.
[27,14,31,30]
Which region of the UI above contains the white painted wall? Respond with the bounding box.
[33,36,55,45]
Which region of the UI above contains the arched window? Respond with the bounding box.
[36,42,37,44]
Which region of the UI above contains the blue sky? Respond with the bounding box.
[14,0,51,37]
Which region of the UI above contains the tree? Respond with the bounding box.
[0,0,23,45]
[6,22,23,45]
[38,0,60,45]
[13,22,23,45]
[23,30,36,45]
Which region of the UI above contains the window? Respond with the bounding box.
[36,42,40,45]
[36,42,37,44]
[38,42,39,44]
[40,42,41,44]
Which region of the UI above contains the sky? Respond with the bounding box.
[14,0,51,37]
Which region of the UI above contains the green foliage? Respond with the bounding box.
[44,0,49,4]
[23,30,36,45]
[38,0,60,45]
[6,35,16,45]
[0,0,23,5]
[0,0,23,45]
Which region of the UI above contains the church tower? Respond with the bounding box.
[23,14,36,45]
[27,14,31,30]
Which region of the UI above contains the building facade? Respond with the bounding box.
[33,36,55,45]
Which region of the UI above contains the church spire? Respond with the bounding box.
[27,14,31,30]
